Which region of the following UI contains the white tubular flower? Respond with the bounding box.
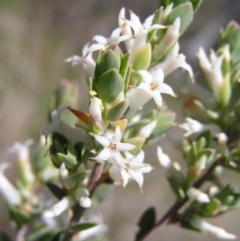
[92,27,130,49]
[109,151,153,188]
[195,155,208,171]
[43,108,89,145]
[0,163,21,206]
[65,43,96,79]
[152,17,180,62]
[187,187,210,203]
[90,126,135,162]
[179,118,221,137]
[217,132,228,146]
[157,147,172,169]
[127,69,176,109]
[197,45,231,105]
[76,187,91,208]
[119,8,165,53]
[59,163,75,190]
[89,97,105,131]
[44,195,75,217]
[137,120,157,139]
[8,139,35,185]
[76,216,108,241]
[151,42,194,80]
[190,216,237,240]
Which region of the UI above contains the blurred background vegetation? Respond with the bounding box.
[1,0,240,240]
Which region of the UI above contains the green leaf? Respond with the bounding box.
[120,53,131,79]
[189,0,202,11]
[201,198,221,216]
[27,227,52,241]
[70,222,97,233]
[97,69,124,103]
[46,182,65,200]
[106,99,129,121]
[73,142,84,163]
[0,232,12,241]
[159,0,201,11]
[70,171,88,183]
[51,232,64,241]
[165,3,193,35]
[98,50,120,74]
[56,153,78,170]
[9,207,31,226]
[148,110,176,142]
[135,207,156,240]
[105,43,122,64]
[50,132,68,155]
[132,43,152,70]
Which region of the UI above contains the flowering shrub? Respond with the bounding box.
[1,0,240,240]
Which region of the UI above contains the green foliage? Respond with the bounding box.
[135,207,156,240]
[132,44,152,70]
[159,0,201,11]
[106,99,129,121]
[46,182,65,200]
[70,222,97,232]
[165,3,193,35]
[97,69,124,103]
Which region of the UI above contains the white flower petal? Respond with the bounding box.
[117,143,136,152]
[80,196,92,208]
[161,83,176,96]
[93,148,112,162]
[0,164,21,206]
[191,216,237,240]
[44,196,75,217]
[120,168,130,187]
[92,35,108,45]
[94,135,110,147]
[150,91,162,107]
[129,169,143,188]
[111,126,122,143]
[111,28,122,39]
[127,88,152,108]
[157,147,172,168]
[139,70,152,83]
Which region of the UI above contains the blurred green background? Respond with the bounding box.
[1,0,240,240]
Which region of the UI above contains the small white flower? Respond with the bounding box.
[190,216,237,240]
[44,195,75,217]
[197,45,231,105]
[8,139,35,185]
[179,118,221,137]
[151,42,194,80]
[195,155,208,171]
[65,43,96,79]
[0,163,22,206]
[187,187,210,203]
[119,8,165,53]
[76,215,108,240]
[90,126,135,162]
[76,187,92,208]
[92,28,130,50]
[109,150,153,188]
[217,132,228,146]
[89,97,105,132]
[59,163,75,190]
[157,146,172,169]
[43,108,89,145]
[127,69,176,108]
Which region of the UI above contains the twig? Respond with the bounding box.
[62,163,104,241]
[135,156,223,241]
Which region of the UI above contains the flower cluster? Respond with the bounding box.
[2,1,240,241]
